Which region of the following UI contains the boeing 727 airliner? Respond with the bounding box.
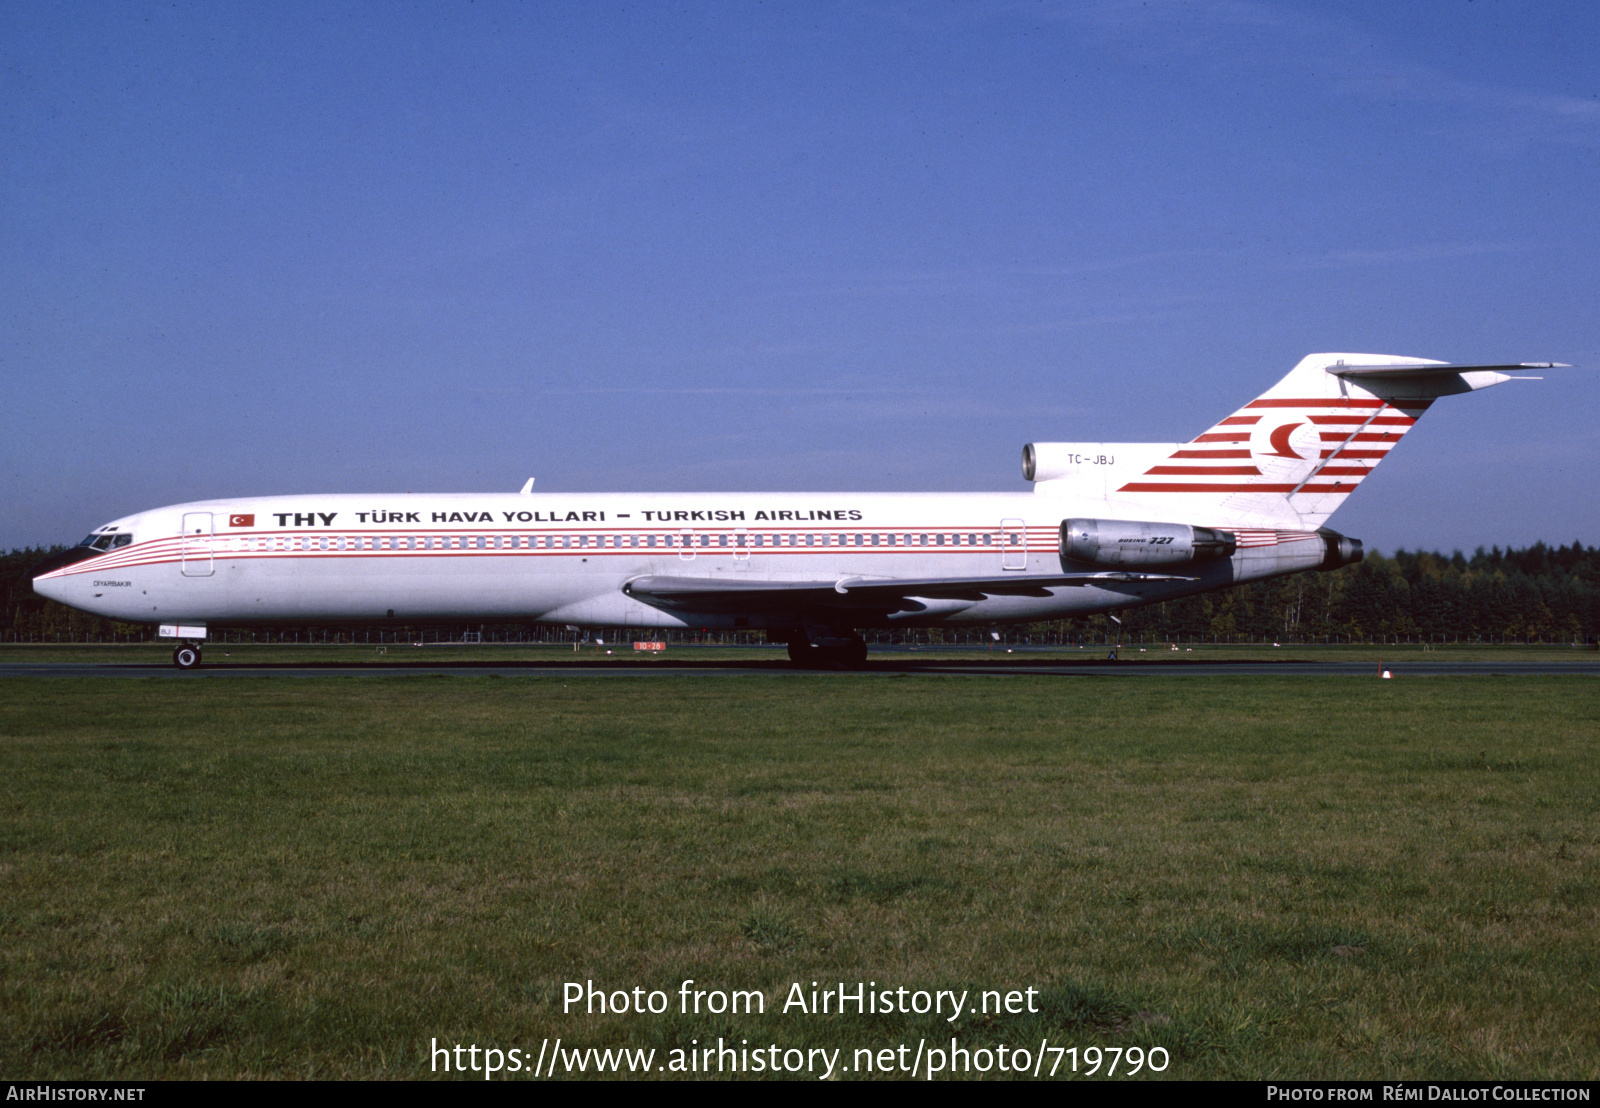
[32,353,1564,667]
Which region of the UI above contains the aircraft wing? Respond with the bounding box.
[622,571,1188,613]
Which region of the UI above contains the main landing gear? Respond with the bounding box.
[172,644,203,670]
[784,631,869,669]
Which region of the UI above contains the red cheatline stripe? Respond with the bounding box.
[56,526,1078,572]
[1192,432,1250,443]
[1217,416,1261,426]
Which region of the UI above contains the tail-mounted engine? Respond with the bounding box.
[1060,518,1363,579]
[1317,528,1364,571]
[1060,518,1237,568]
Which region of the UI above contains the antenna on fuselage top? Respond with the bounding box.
[519,478,535,494]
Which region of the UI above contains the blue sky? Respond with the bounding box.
[5,0,1596,556]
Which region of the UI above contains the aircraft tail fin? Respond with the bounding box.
[1039,353,1560,529]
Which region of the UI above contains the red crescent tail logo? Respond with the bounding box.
[1267,423,1305,459]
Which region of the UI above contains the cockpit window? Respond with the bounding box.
[79,532,131,551]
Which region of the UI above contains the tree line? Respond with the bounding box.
[1098,541,1600,644]
[5,541,1599,645]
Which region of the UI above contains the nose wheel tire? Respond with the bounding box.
[172,645,202,670]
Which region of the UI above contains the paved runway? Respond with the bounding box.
[4,655,1598,678]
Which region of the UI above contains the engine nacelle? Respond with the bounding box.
[1317,528,1364,571]
[1060,518,1237,568]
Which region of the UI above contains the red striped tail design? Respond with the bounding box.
[1108,352,1518,529]
[1119,396,1432,495]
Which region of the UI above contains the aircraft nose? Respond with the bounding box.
[30,546,103,585]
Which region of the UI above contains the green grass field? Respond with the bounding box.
[2,672,1597,1079]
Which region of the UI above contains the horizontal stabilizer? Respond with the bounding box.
[1329,361,1568,379]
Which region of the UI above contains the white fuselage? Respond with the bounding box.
[32,489,1326,632]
